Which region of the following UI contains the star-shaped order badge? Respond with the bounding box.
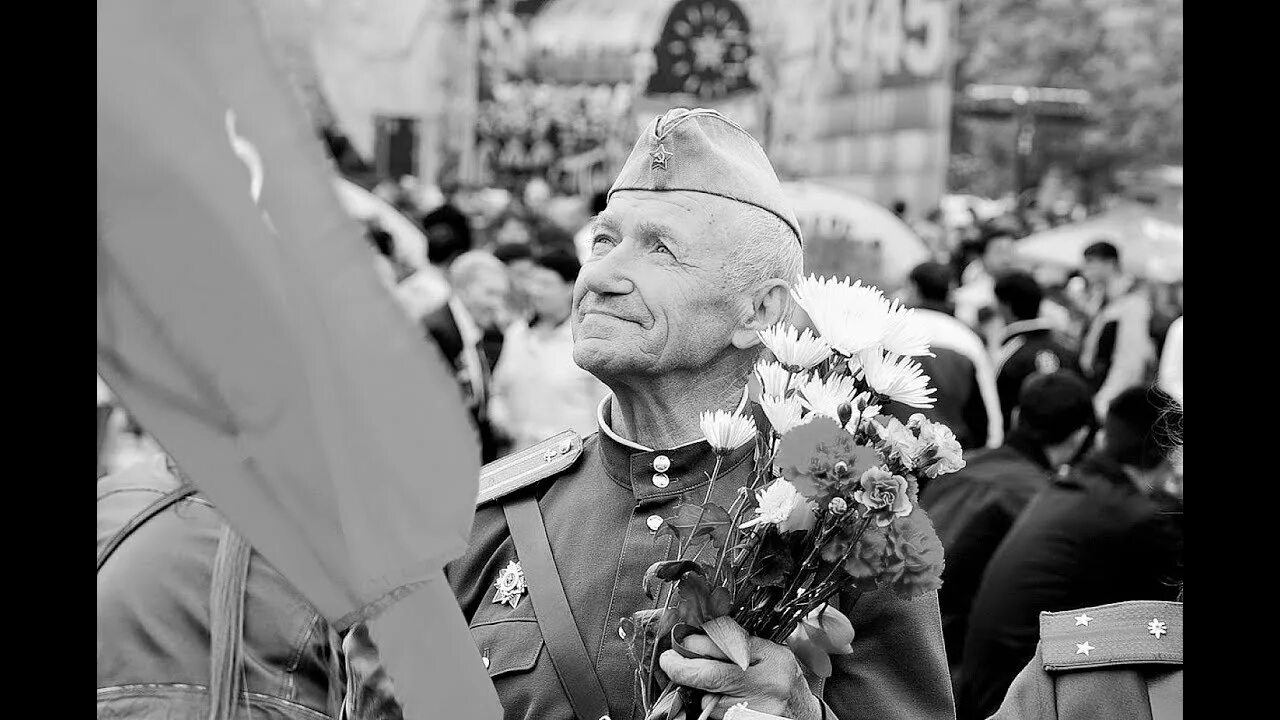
[492,560,527,608]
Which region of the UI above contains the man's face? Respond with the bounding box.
[572,191,751,381]
[459,266,510,329]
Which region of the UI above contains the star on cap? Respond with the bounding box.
[1074,613,1093,626]
[651,143,672,170]
[1076,642,1095,656]
[1148,618,1168,639]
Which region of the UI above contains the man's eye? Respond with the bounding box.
[590,236,615,256]
[654,242,673,256]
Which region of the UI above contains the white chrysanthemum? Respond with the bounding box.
[739,479,813,532]
[880,299,933,358]
[755,360,793,400]
[861,350,936,408]
[791,275,893,357]
[797,373,859,422]
[699,410,758,453]
[758,323,832,371]
[760,394,810,435]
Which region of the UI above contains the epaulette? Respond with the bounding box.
[1040,600,1182,672]
[476,430,584,507]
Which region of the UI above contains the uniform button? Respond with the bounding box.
[651,473,670,488]
[618,625,627,639]
[653,455,671,473]
[646,515,663,531]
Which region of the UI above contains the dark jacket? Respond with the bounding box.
[989,601,1182,720]
[97,460,341,720]
[957,453,1182,720]
[993,319,1082,430]
[919,430,1057,669]
[422,303,504,461]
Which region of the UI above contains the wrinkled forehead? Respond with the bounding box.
[594,190,736,253]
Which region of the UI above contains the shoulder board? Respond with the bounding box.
[1040,600,1182,672]
[476,430,584,507]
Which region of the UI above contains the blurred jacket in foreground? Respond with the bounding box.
[97,458,349,719]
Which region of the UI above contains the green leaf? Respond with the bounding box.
[642,560,704,600]
[673,573,733,627]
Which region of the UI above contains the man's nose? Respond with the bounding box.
[578,247,635,297]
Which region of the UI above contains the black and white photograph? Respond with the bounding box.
[97,1,1183,718]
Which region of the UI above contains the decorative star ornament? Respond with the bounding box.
[492,560,527,608]
[1148,618,1168,639]
[651,143,672,170]
[1074,613,1093,627]
[1076,642,1095,656]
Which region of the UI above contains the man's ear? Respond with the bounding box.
[732,280,790,349]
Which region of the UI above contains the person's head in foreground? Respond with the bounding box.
[1101,385,1183,490]
[573,108,803,396]
[994,270,1044,324]
[1012,371,1096,470]
[904,261,955,311]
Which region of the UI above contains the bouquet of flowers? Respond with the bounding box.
[621,276,965,720]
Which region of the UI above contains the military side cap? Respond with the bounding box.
[476,430,584,506]
[609,108,802,245]
[1039,600,1182,671]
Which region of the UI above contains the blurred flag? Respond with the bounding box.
[97,0,500,717]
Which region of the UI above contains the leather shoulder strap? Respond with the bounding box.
[477,430,583,506]
[96,483,198,571]
[503,493,611,720]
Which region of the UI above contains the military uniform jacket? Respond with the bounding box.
[446,406,955,720]
[989,601,1182,720]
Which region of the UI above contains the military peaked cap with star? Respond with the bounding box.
[608,108,802,245]
[1038,600,1182,671]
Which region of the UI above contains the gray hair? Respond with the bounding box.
[448,249,508,287]
[721,205,805,322]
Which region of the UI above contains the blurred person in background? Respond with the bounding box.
[488,249,609,453]
[97,375,167,479]
[422,250,512,462]
[573,191,609,262]
[992,271,1083,431]
[912,207,950,262]
[396,180,476,321]
[493,241,537,321]
[98,457,353,719]
[957,386,1182,720]
[491,208,534,248]
[364,221,398,291]
[1077,241,1157,420]
[920,372,1095,683]
[955,228,1019,329]
[890,262,1003,457]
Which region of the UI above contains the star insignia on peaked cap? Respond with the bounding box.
[651,142,672,170]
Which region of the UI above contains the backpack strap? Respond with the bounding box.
[96,483,198,571]
[208,525,254,720]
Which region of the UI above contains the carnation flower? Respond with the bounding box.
[853,467,913,527]
[755,360,793,400]
[838,523,891,591]
[760,394,810,435]
[775,417,881,503]
[798,373,858,423]
[860,350,936,408]
[791,275,892,357]
[699,410,757,454]
[758,323,832,371]
[740,479,814,532]
[872,416,926,466]
[879,299,933,358]
[910,415,966,477]
[885,511,945,599]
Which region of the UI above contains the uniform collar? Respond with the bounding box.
[595,393,755,502]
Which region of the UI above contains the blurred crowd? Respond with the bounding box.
[97,171,1183,720]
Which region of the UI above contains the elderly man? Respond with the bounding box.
[347,109,954,720]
